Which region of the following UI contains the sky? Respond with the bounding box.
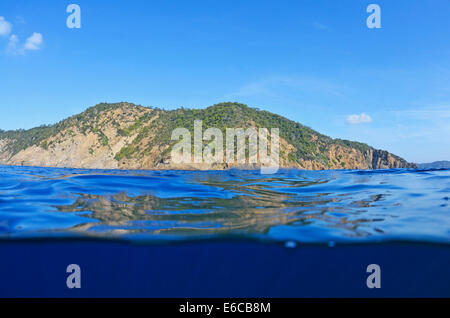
[0,0,449,163]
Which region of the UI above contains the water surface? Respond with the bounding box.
[0,165,449,244]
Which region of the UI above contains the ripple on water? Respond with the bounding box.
[0,165,449,244]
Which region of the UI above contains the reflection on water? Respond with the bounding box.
[0,166,449,243]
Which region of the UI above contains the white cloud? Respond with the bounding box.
[0,16,43,55]
[24,32,43,51]
[0,16,12,36]
[5,32,43,55]
[346,113,373,125]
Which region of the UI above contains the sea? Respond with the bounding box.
[0,165,449,297]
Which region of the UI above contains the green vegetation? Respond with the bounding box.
[334,139,370,154]
[0,102,143,155]
[141,102,354,165]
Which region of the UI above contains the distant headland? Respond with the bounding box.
[417,161,450,169]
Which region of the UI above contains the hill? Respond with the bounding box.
[417,161,450,169]
[0,102,416,170]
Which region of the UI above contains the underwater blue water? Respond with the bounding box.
[0,165,449,244]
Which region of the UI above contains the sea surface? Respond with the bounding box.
[0,166,450,244]
[0,165,449,244]
[0,165,449,297]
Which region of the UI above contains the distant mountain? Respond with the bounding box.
[0,102,416,170]
[417,161,450,169]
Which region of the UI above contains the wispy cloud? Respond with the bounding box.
[226,76,347,100]
[15,16,25,25]
[228,81,273,98]
[346,113,372,125]
[7,34,19,52]
[312,22,327,30]
[393,106,450,120]
[390,105,450,138]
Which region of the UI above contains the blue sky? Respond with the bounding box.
[0,0,449,163]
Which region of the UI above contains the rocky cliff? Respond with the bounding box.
[0,102,416,170]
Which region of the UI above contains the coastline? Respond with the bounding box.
[0,162,419,172]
